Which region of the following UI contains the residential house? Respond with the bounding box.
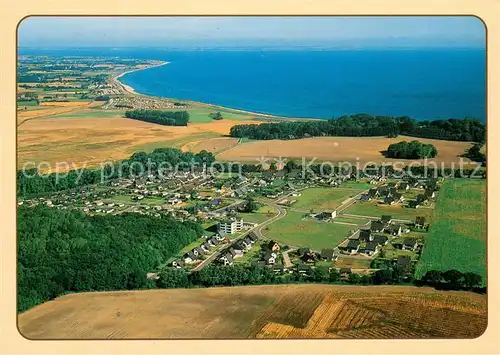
[402,238,418,251]
[372,235,389,246]
[170,259,185,268]
[301,252,317,264]
[408,200,421,209]
[367,188,377,199]
[358,229,374,242]
[248,232,259,243]
[424,189,436,199]
[219,253,234,266]
[384,196,396,205]
[361,241,379,256]
[183,251,197,264]
[262,252,276,265]
[267,240,281,252]
[386,224,403,236]
[415,216,426,229]
[370,221,386,233]
[194,246,206,255]
[201,242,211,253]
[228,247,243,259]
[345,240,361,254]
[320,249,336,261]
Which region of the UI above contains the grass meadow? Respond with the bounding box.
[415,179,486,282]
[264,211,355,250]
[293,187,364,211]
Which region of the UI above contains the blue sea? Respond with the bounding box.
[21,48,486,121]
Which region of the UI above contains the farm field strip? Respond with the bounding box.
[415,179,486,281]
[18,285,487,339]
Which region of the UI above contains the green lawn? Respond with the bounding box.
[415,179,486,283]
[264,211,356,250]
[238,206,277,224]
[17,100,39,107]
[344,201,433,222]
[333,216,371,225]
[293,187,364,211]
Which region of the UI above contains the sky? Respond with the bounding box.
[18,16,485,49]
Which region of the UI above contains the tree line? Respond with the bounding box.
[17,148,215,198]
[125,109,190,126]
[229,114,485,143]
[153,265,485,293]
[386,140,438,159]
[18,205,204,312]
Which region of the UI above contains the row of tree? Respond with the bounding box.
[386,140,438,159]
[18,205,204,312]
[17,148,215,197]
[125,110,190,126]
[229,114,485,142]
[153,265,484,293]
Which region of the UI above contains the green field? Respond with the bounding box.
[293,187,364,211]
[186,108,254,123]
[333,216,371,225]
[264,211,356,250]
[415,179,487,282]
[238,206,277,224]
[343,201,433,222]
[17,100,39,107]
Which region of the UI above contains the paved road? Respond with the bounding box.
[191,203,287,272]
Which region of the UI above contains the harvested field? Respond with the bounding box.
[17,107,257,171]
[217,136,475,166]
[17,102,93,125]
[182,137,240,154]
[18,284,487,340]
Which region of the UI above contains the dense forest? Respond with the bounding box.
[17,148,215,197]
[125,109,190,126]
[18,206,203,312]
[386,140,438,159]
[230,114,485,142]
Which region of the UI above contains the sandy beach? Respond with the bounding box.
[113,61,169,95]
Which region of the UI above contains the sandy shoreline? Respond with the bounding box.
[113,61,170,95]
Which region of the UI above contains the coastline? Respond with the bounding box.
[113,59,303,121]
[113,61,170,95]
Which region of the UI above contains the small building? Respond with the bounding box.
[358,229,373,242]
[267,240,281,252]
[402,238,418,251]
[372,235,389,246]
[218,219,243,235]
[320,248,336,261]
[361,242,379,256]
[262,252,276,265]
[386,224,403,236]
[219,253,234,266]
[345,240,361,254]
[370,221,386,233]
[415,216,426,229]
[297,265,312,275]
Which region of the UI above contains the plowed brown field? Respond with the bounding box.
[18,284,486,340]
